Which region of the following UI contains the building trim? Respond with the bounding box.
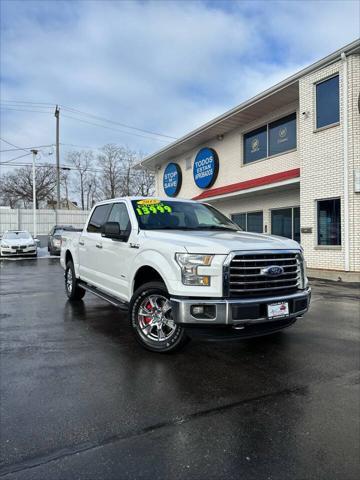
[341,52,350,271]
[192,168,300,200]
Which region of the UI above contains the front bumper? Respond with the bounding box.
[1,247,37,256]
[171,287,311,326]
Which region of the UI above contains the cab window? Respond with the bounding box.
[87,204,112,233]
[107,203,131,232]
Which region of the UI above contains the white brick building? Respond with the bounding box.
[140,40,360,280]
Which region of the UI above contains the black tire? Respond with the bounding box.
[65,260,86,301]
[129,281,189,353]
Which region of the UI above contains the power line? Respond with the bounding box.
[0,144,55,153]
[0,100,55,106]
[0,107,52,114]
[0,153,32,164]
[60,105,177,140]
[0,161,147,177]
[1,99,177,140]
[61,113,170,143]
[0,137,29,153]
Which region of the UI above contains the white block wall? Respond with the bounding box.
[299,54,360,272]
[0,209,90,236]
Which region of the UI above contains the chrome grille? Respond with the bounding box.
[228,252,301,297]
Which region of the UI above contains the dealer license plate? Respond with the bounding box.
[267,301,289,319]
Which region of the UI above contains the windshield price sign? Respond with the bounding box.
[136,200,172,216]
[163,163,182,197]
[193,148,219,189]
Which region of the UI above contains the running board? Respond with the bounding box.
[78,281,129,311]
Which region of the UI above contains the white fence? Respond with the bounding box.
[0,209,90,236]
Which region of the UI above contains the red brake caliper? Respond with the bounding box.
[144,301,153,324]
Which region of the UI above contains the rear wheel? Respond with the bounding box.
[129,281,189,353]
[65,260,85,301]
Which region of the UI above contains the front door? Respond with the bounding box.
[78,203,112,286]
[98,202,137,301]
[271,207,300,242]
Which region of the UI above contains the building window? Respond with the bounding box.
[316,75,339,129]
[268,113,296,156]
[243,126,267,164]
[232,211,263,233]
[243,113,297,164]
[317,198,341,245]
[271,207,300,242]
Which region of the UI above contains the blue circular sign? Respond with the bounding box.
[193,148,219,189]
[163,163,182,197]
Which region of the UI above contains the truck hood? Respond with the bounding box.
[143,230,300,254]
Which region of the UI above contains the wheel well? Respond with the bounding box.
[65,250,73,265]
[133,266,165,293]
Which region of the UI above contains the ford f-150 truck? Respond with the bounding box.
[60,197,311,352]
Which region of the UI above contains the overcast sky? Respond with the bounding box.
[1,0,359,170]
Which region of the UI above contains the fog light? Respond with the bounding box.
[192,306,204,315]
[191,305,216,319]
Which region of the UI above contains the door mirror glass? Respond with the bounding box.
[101,222,129,241]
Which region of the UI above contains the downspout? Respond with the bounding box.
[341,52,350,272]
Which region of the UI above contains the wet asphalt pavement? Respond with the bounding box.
[0,259,359,480]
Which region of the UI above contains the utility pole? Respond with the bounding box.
[31,149,38,238]
[54,105,61,208]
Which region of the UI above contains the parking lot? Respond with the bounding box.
[0,258,359,480]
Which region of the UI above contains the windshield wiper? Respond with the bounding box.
[198,225,239,232]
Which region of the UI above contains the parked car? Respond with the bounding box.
[48,225,81,256]
[0,230,38,257]
[60,197,311,353]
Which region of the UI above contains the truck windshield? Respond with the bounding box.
[131,200,241,231]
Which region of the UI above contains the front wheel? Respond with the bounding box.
[65,260,86,301]
[129,281,189,353]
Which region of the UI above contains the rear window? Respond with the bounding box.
[87,204,112,233]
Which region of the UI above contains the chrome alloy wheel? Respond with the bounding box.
[137,294,176,342]
[66,268,73,293]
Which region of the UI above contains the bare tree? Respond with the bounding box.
[0,165,57,208]
[67,150,93,210]
[97,144,123,199]
[60,170,71,209]
[97,144,154,199]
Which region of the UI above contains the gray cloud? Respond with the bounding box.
[1,0,359,169]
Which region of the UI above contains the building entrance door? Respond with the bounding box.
[271,207,300,242]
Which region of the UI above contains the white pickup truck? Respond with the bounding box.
[60,197,311,352]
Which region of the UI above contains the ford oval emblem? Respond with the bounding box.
[261,265,284,277]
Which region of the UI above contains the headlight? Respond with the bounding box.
[1,242,8,248]
[296,252,308,289]
[175,253,213,286]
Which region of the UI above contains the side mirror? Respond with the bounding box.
[101,222,130,241]
[34,238,40,245]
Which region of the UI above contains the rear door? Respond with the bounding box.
[78,203,112,286]
[98,202,136,301]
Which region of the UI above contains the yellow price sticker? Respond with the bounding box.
[137,199,161,206]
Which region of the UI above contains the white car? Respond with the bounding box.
[0,230,38,257]
[60,197,311,353]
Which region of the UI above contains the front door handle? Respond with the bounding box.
[96,243,103,249]
[79,240,85,246]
